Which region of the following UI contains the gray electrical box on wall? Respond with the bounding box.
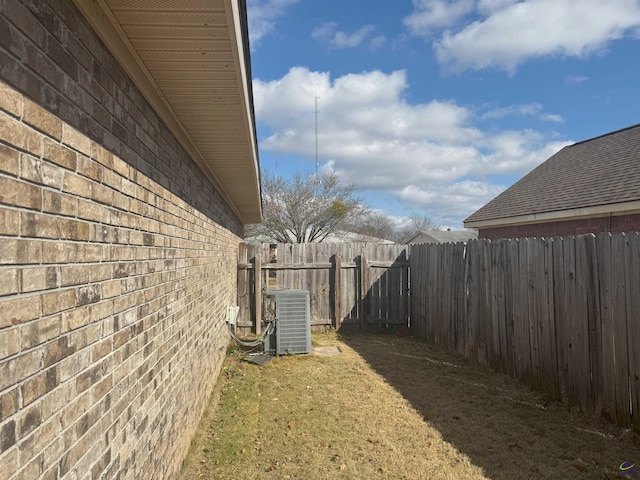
[263,290,311,355]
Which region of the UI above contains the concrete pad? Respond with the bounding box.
[311,346,341,357]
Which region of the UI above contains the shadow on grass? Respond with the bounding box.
[340,332,640,480]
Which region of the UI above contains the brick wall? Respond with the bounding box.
[479,213,640,240]
[0,1,244,479]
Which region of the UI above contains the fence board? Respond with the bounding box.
[402,249,409,327]
[520,239,532,384]
[489,241,501,369]
[552,237,568,403]
[236,243,251,329]
[448,244,456,349]
[598,233,616,421]
[496,241,508,372]
[564,236,585,407]
[502,240,514,376]
[613,234,631,426]
[334,253,342,329]
[442,244,451,348]
[542,238,560,399]
[522,239,534,385]
[425,244,433,341]
[464,240,476,358]
[584,234,602,417]
[445,244,453,348]
[456,242,466,354]
[574,236,591,411]
[627,234,640,430]
[477,240,490,366]
[529,238,543,391]
[511,239,524,380]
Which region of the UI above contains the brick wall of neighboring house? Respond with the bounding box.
[0,1,244,479]
[478,213,640,240]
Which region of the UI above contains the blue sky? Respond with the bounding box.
[246,0,640,228]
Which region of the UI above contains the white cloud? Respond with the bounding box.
[476,0,518,15]
[540,114,563,123]
[397,181,505,224]
[311,22,337,41]
[482,103,541,120]
[481,103,564,123]
[247,0,299,46]
[391,33,410,52]
[404,0,475,35]
[253,67,570,225]
[312,22,376,48]
[369,35,387,50]
[565,75,589,85]
[474,130,570,174]
[433,0,640,73]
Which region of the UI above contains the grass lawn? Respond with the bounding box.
[179,332,640,480]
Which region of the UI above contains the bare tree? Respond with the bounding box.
[394,213,439,243]
[350,212,396,241]
[246,171,367,243]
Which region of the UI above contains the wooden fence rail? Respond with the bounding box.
[409,232,640,431]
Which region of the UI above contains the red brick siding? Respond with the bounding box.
[0,2,244,479]
[479,213,640,240]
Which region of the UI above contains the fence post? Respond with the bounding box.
[360,254,368,332]
[237,243,248,326]
[254,254,262,335]
[334,253,342,330]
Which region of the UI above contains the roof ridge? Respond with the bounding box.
[572,122,640,146]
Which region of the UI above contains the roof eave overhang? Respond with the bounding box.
[72,0,262,224]
[464,200,640,230]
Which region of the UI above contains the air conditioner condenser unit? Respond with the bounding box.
[263,289,311,355]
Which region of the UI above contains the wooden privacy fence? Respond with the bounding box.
[237,243,409,333]
[409,233,640,431]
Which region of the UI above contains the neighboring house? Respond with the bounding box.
[405,229,478,244]
[464,124,640,240]
[0,2,260,480]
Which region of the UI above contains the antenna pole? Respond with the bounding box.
[314,96,319,181]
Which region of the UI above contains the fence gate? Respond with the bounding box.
[237,243,409,334]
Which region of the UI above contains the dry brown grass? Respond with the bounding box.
[180,332,640,480]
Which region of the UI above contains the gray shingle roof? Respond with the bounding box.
[406,230,478,244]
[465,124,640,224]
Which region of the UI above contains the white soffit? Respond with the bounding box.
[73,0,262,224]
